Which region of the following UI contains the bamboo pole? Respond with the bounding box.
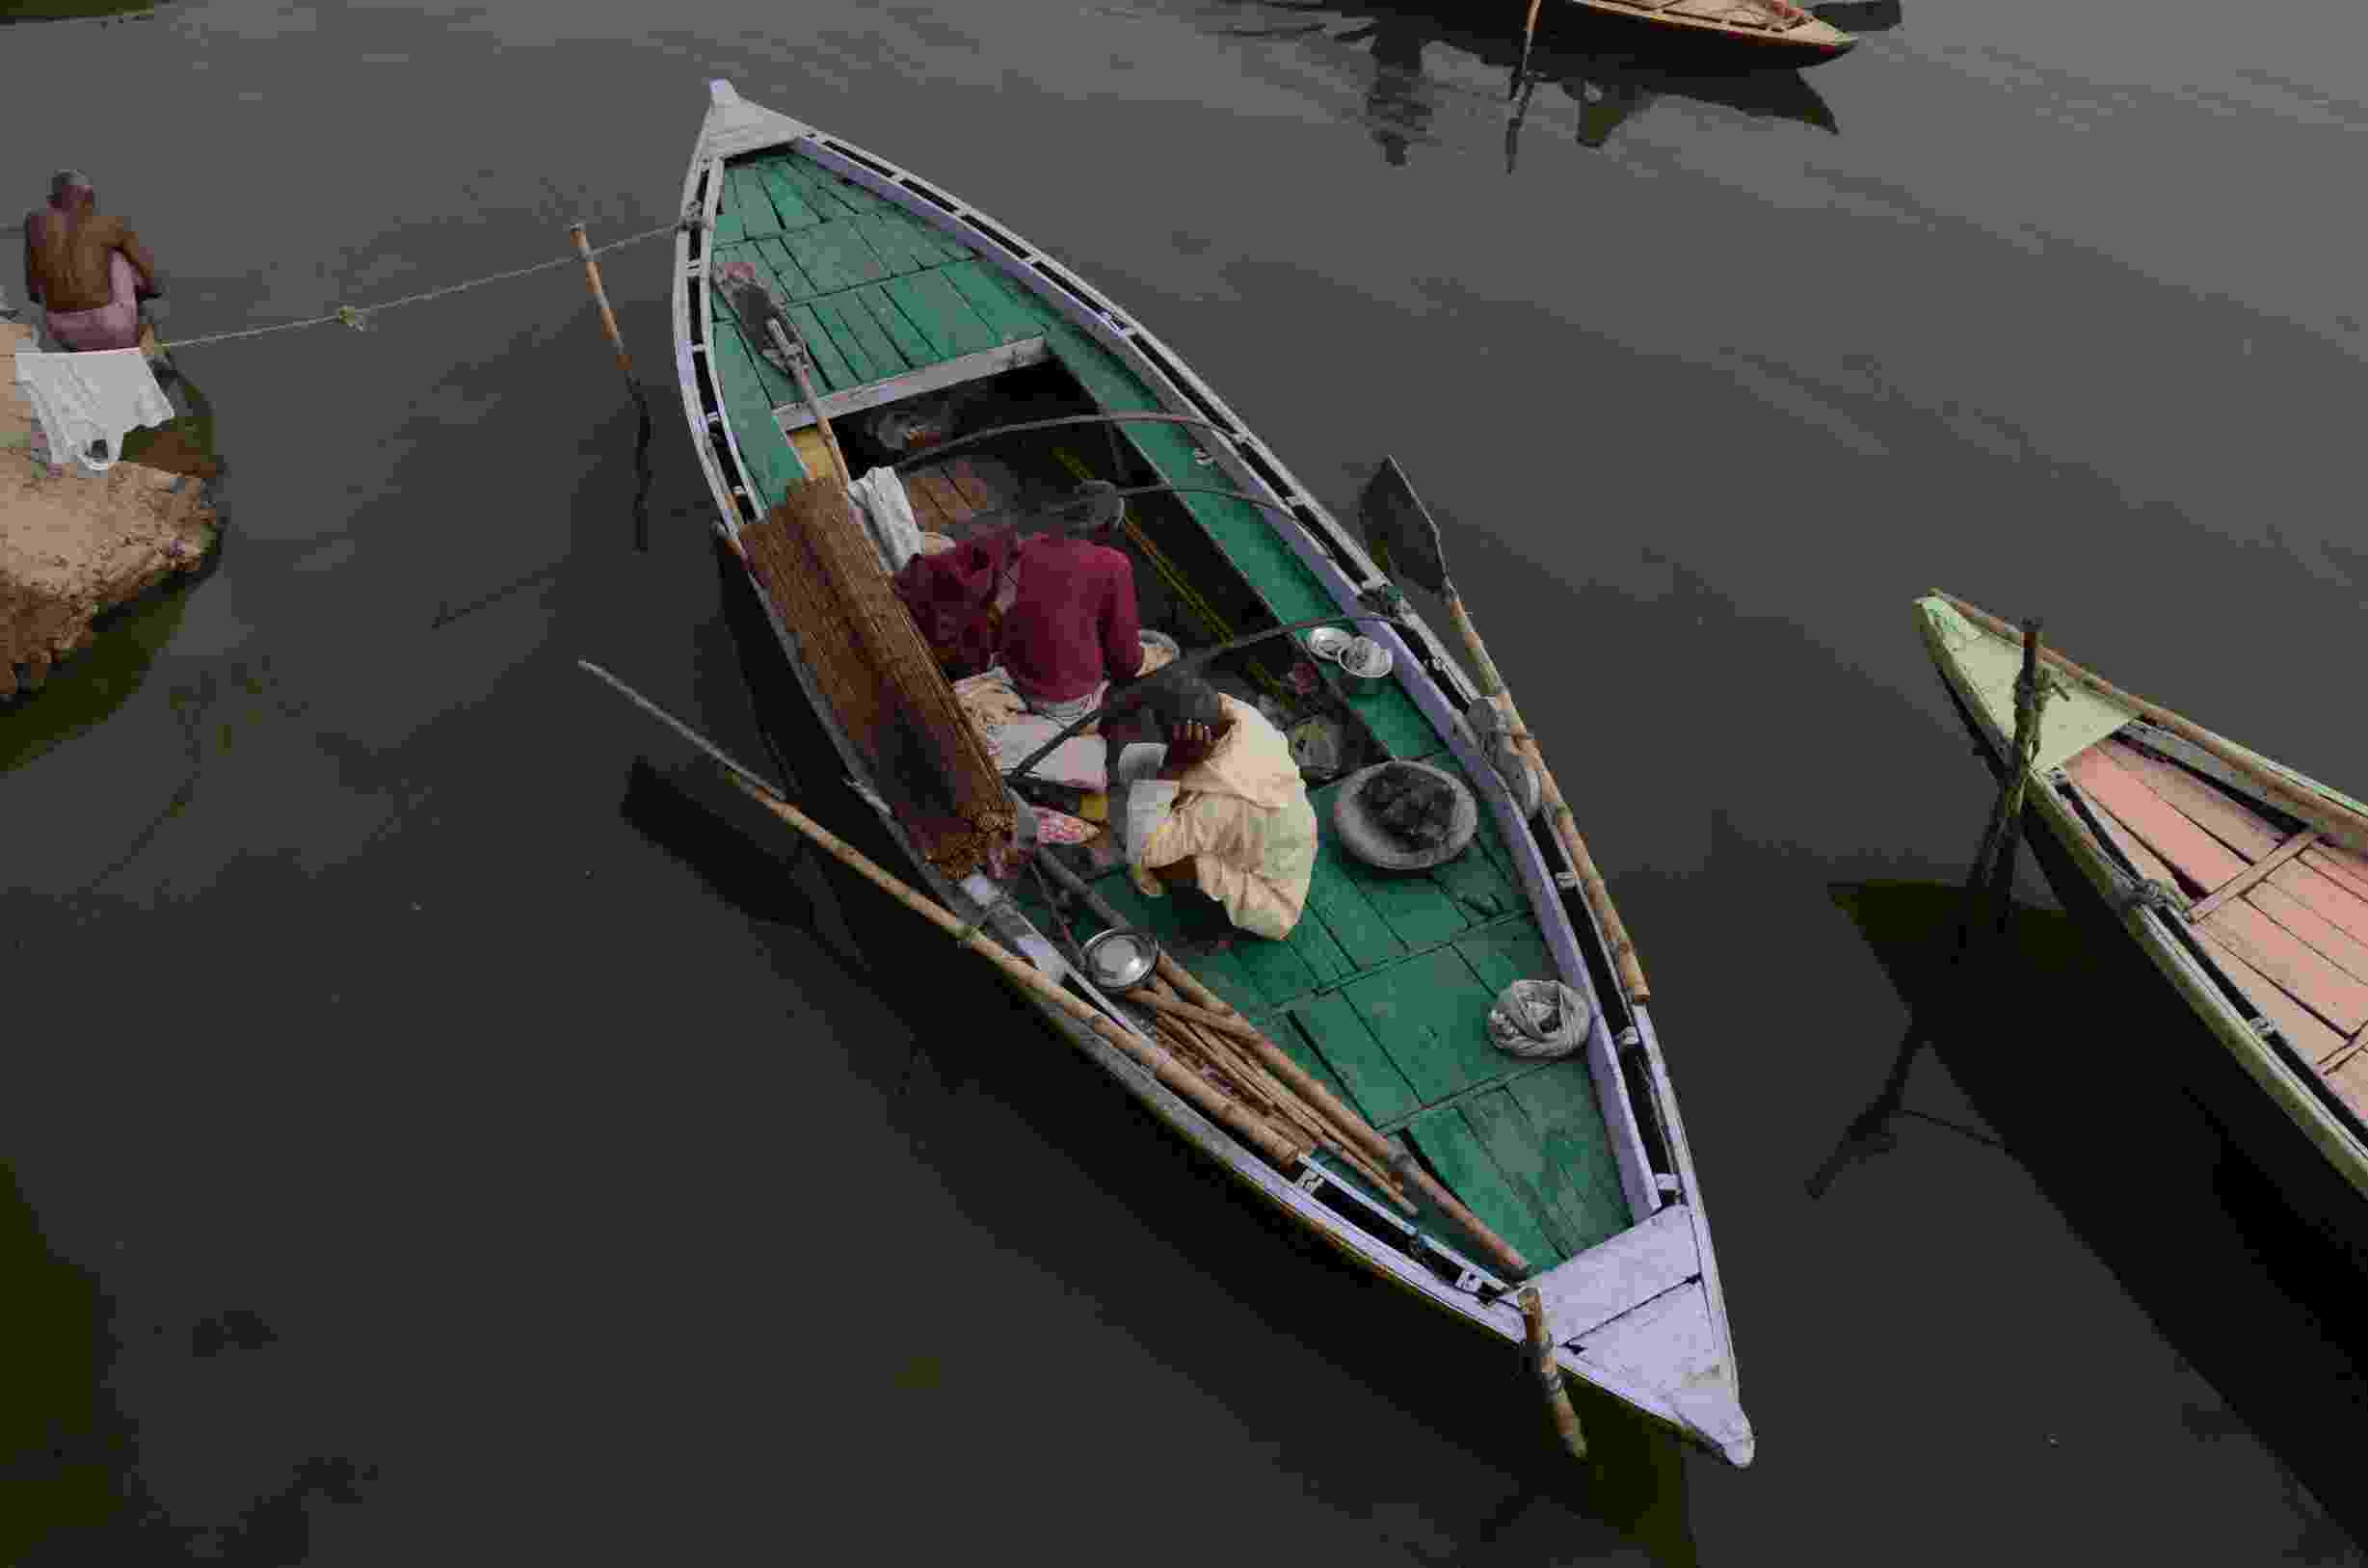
[1032,850,1530,1274]
[1148,985,1417,1213]
[1444,592,1650,1004]
[1518,1287,1589,1463]
[718,769,1308,1167]
[569,223,656,553]
[1937,591,2368,850]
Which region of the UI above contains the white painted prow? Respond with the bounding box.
[1529,1204,1754,1466]
[702,78,813,161]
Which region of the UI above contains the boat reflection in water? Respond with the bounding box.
[1197,1,1840,172]
[1818,881,2368,1554]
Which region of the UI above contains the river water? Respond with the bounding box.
[5,1,2363,1562]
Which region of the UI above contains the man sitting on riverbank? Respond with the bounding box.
[1112,675,1317,943]
[22,172,162,353]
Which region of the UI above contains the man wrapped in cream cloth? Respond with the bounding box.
[1110,675,1317,942]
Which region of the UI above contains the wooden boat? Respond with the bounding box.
[1917,593,2368,1267]
[672,78,1755,1465]
[1525,0,1855,67]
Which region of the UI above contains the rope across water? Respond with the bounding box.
[156,221,678,351]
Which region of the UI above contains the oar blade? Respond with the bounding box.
[1357,456,1450,597]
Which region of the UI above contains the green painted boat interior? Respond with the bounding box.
[708,146,1635,1271]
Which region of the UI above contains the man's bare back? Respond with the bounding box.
[23,201,159,314]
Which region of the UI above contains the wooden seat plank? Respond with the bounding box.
[939,260,1053,346]
[849,212,935,276]
[725,168,783,239]
[1227,927,1322,1011]
[1459,1089,1584,1257]
[2198,898,2368,1036]
[773,156,869,219]
[2303,844,2368,907]
[1340,946,1510,1106]
[849,283,939,371]
[884,270,1002,360]
[2193,931,2353,1065]
[2326,1050,2367,1119]
[1289,990,1423,1127]
[755,166,826,231]
[2274,855,2368,946]
[2067,748,2248,893]
[2099,739,2285,860]
[807,296,890,387]
[2250,874,2368,987]
[1505,1065,1634,1253]
[1400,1116,1565,1270]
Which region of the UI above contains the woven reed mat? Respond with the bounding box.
[738,477,1014,878]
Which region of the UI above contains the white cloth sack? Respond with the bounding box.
[846,465,926,573]
[1114,743,1178,865]
[14,347,173,475]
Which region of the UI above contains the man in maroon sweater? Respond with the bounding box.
[998,481,1146,726]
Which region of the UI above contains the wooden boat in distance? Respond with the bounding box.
[674,78,1755,1464]
[1548,0,1857,68]
[1917,594,2368,1266]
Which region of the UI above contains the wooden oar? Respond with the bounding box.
[568,224,655,553]
[577,659,1304,1168]
[1936,591,2368,851]
[1360,459,1650,1004]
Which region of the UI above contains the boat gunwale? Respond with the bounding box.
[1915,601,2368,1196]
[674,83,1754,1464]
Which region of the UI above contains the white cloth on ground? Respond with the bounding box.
[13,347,172,475]
[846,465,926,573]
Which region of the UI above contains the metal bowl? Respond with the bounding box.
[1305,625,1352,662]
[1081,927,1160,992]
[1339,636,1395,697]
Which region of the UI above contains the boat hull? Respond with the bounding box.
[1550,0,1858,70]
[1929,662,2368,1276]
[678,81,1754,1464]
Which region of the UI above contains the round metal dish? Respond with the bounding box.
[1081,927,1160,992]
[1339,636,1395,697]
[1332,760,1478,871]
[1305,625,1352,662]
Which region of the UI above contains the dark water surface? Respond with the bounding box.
[7,1,2364,1561]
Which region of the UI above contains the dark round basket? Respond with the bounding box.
[1333,760,1478,872]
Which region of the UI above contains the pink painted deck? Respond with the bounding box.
[2064,736,2368,1117]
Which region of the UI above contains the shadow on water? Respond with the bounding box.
[0,1163,380,1564]
[1196,0,1837,170]
[1823,880,2368,1555]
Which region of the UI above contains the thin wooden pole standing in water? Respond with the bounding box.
[569,223,655,553]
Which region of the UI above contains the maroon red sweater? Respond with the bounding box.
[999,535,1145,704]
